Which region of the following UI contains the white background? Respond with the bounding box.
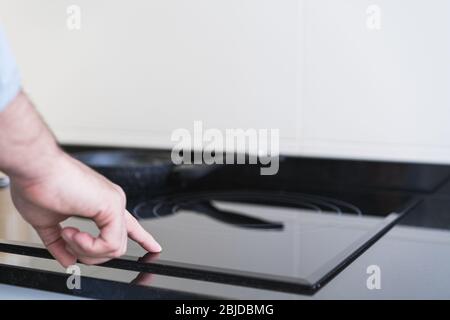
[0,0,449,163]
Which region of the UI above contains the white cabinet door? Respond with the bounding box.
[0,0,303,153]
[2,0,450,163]
[301,0,450,162]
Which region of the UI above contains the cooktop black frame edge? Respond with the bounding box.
[0,261,217,300]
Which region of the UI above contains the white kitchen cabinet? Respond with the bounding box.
[0,0,302,154]
[301,0,450,163]
[1,0,449,164]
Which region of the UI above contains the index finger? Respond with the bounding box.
[125,211,162,253]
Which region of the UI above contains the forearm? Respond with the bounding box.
[0,92,63,181]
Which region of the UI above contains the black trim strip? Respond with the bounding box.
[0,262,216,300]
[0,241,314,295]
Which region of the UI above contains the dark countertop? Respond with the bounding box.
[2,148,450,299]
[2,207,450,299]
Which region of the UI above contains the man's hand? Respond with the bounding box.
[10,152,162,267]
[0,92,161,267]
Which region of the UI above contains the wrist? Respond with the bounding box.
[7,142,65,185]
[0,92,64,183]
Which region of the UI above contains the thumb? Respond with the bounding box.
[35,225,77,268]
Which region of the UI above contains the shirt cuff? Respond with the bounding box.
[0,27,21,111]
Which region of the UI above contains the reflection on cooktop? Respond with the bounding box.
[132,191,364,230]
[113,189,414,294]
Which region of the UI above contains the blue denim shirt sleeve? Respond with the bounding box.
[0,26,21,111]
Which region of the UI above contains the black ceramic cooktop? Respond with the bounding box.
[76,148,444,294]
[125,188,415,294]
[2,147,450,297]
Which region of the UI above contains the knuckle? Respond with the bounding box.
[96,186,127,220]
[112,185,127,206]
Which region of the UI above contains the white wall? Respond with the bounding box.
[0,0,449,163]
[301,0,450,163]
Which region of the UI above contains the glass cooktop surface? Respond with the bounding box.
[60,188,413,294]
